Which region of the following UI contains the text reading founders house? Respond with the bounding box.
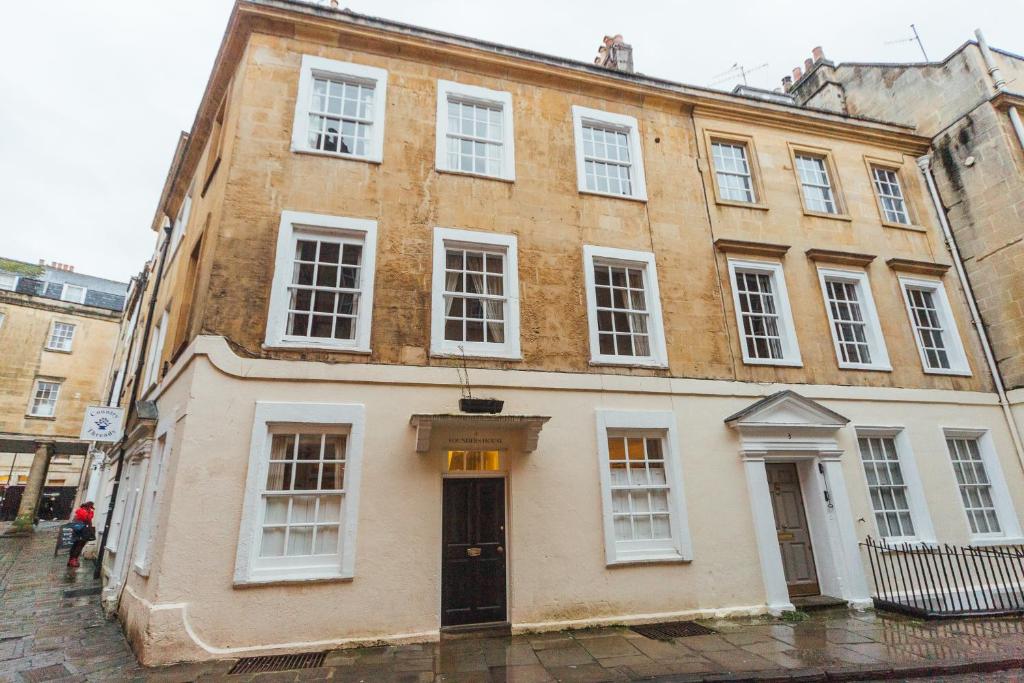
[99,0,1024,665]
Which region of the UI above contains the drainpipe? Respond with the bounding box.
[917,155,1024,475]
[93,221,171,579]
[975,29,1024,151]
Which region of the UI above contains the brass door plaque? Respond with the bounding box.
[777,532,795,541]
[466,547,482,557]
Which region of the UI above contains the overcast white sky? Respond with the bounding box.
[1,1,1021,282]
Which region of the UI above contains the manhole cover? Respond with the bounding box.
[20,664,73,682]
[228,651,326,674]
[630,621,716,641]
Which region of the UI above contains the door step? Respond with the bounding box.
[440,621,511,640]
[791,595,847,611]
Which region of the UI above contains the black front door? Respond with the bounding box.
[442,478,507,627]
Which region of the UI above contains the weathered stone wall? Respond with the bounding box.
[154,31,990,393]
[792,43,1024,390]
[0,294,120,439]
[931,103,1024,388]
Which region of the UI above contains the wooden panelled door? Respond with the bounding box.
[766,463,820,597]
[441,478,507,627]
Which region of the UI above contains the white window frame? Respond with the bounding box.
[28,379,61,417]
[430,227,521,360]
[727,259,802,367]
[595,409,692,565]
[898,276,971,376]
[45,321,76,353]
[60,283,86,304]
[435,80,515,181]
[143,307,169,390]
[582,245,668,368]
[169,181,194,257]
[942,428,1024,544]
[855,427,935,545]
[0,274,17,291]
[794,152,839,215]
[234,402,366,585]
[710,140,756,203]
[265,210,378,353]
[870,165,911,226]
[817,268,890,371]
[290,55,388,163]
[133,416,175,576]
[571,106,647,201]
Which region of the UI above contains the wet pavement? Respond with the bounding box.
[4,526,1024,681]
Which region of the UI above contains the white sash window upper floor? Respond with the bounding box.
[727,259,801,367]
[435,81,515,181]
[583,245,667,368]
[45,321,76,352]
[28,379,61,418]
[572,106,647,201]
[711,141,756,203]
[870,166,911,226]
[898,276,970,376]
[291,56,388,163]
[817,268,890,371]
[266,211,378,353]
[430,227,521,360]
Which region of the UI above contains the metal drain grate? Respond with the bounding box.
[630,620,716,641]
[20,664,73,682]
[228,651,326,674]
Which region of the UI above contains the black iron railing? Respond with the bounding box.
[861,536,1024,618]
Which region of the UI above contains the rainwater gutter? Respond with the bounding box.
[976,29,1024,151]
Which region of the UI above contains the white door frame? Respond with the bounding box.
[727,391,870,613]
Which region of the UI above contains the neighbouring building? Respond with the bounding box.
[97,0,1024,665]
[785,38,1024,439]
[0,258,127,527]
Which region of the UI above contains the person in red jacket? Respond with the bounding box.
[67,502,95,568]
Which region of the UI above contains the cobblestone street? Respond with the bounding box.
[6,526,1024,681]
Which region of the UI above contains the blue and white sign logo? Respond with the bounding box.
[80,406,125,443]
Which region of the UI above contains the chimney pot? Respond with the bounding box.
[594,34,633,74]
[792,67,803,81]
[804,58,814,72]
[812,46,825,62]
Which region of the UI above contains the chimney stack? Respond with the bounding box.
[781,75,793,91]
[804,58,814,73]
[812,46,825,62]
[792,67,803,82]
[594,34,634,74]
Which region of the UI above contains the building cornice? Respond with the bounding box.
[161,0,931,213]
[0,291,122,321]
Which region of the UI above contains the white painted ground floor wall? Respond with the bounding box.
[113,337,1024,665]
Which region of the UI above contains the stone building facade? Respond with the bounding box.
[97,0,1024,665]
[0,258,126,527]
[786,38,1024,437]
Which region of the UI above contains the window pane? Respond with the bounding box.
[858,436,915,539]
[947,437,1000,534]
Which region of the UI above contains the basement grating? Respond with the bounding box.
[630,620,716,641]
[228,651,327,674]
